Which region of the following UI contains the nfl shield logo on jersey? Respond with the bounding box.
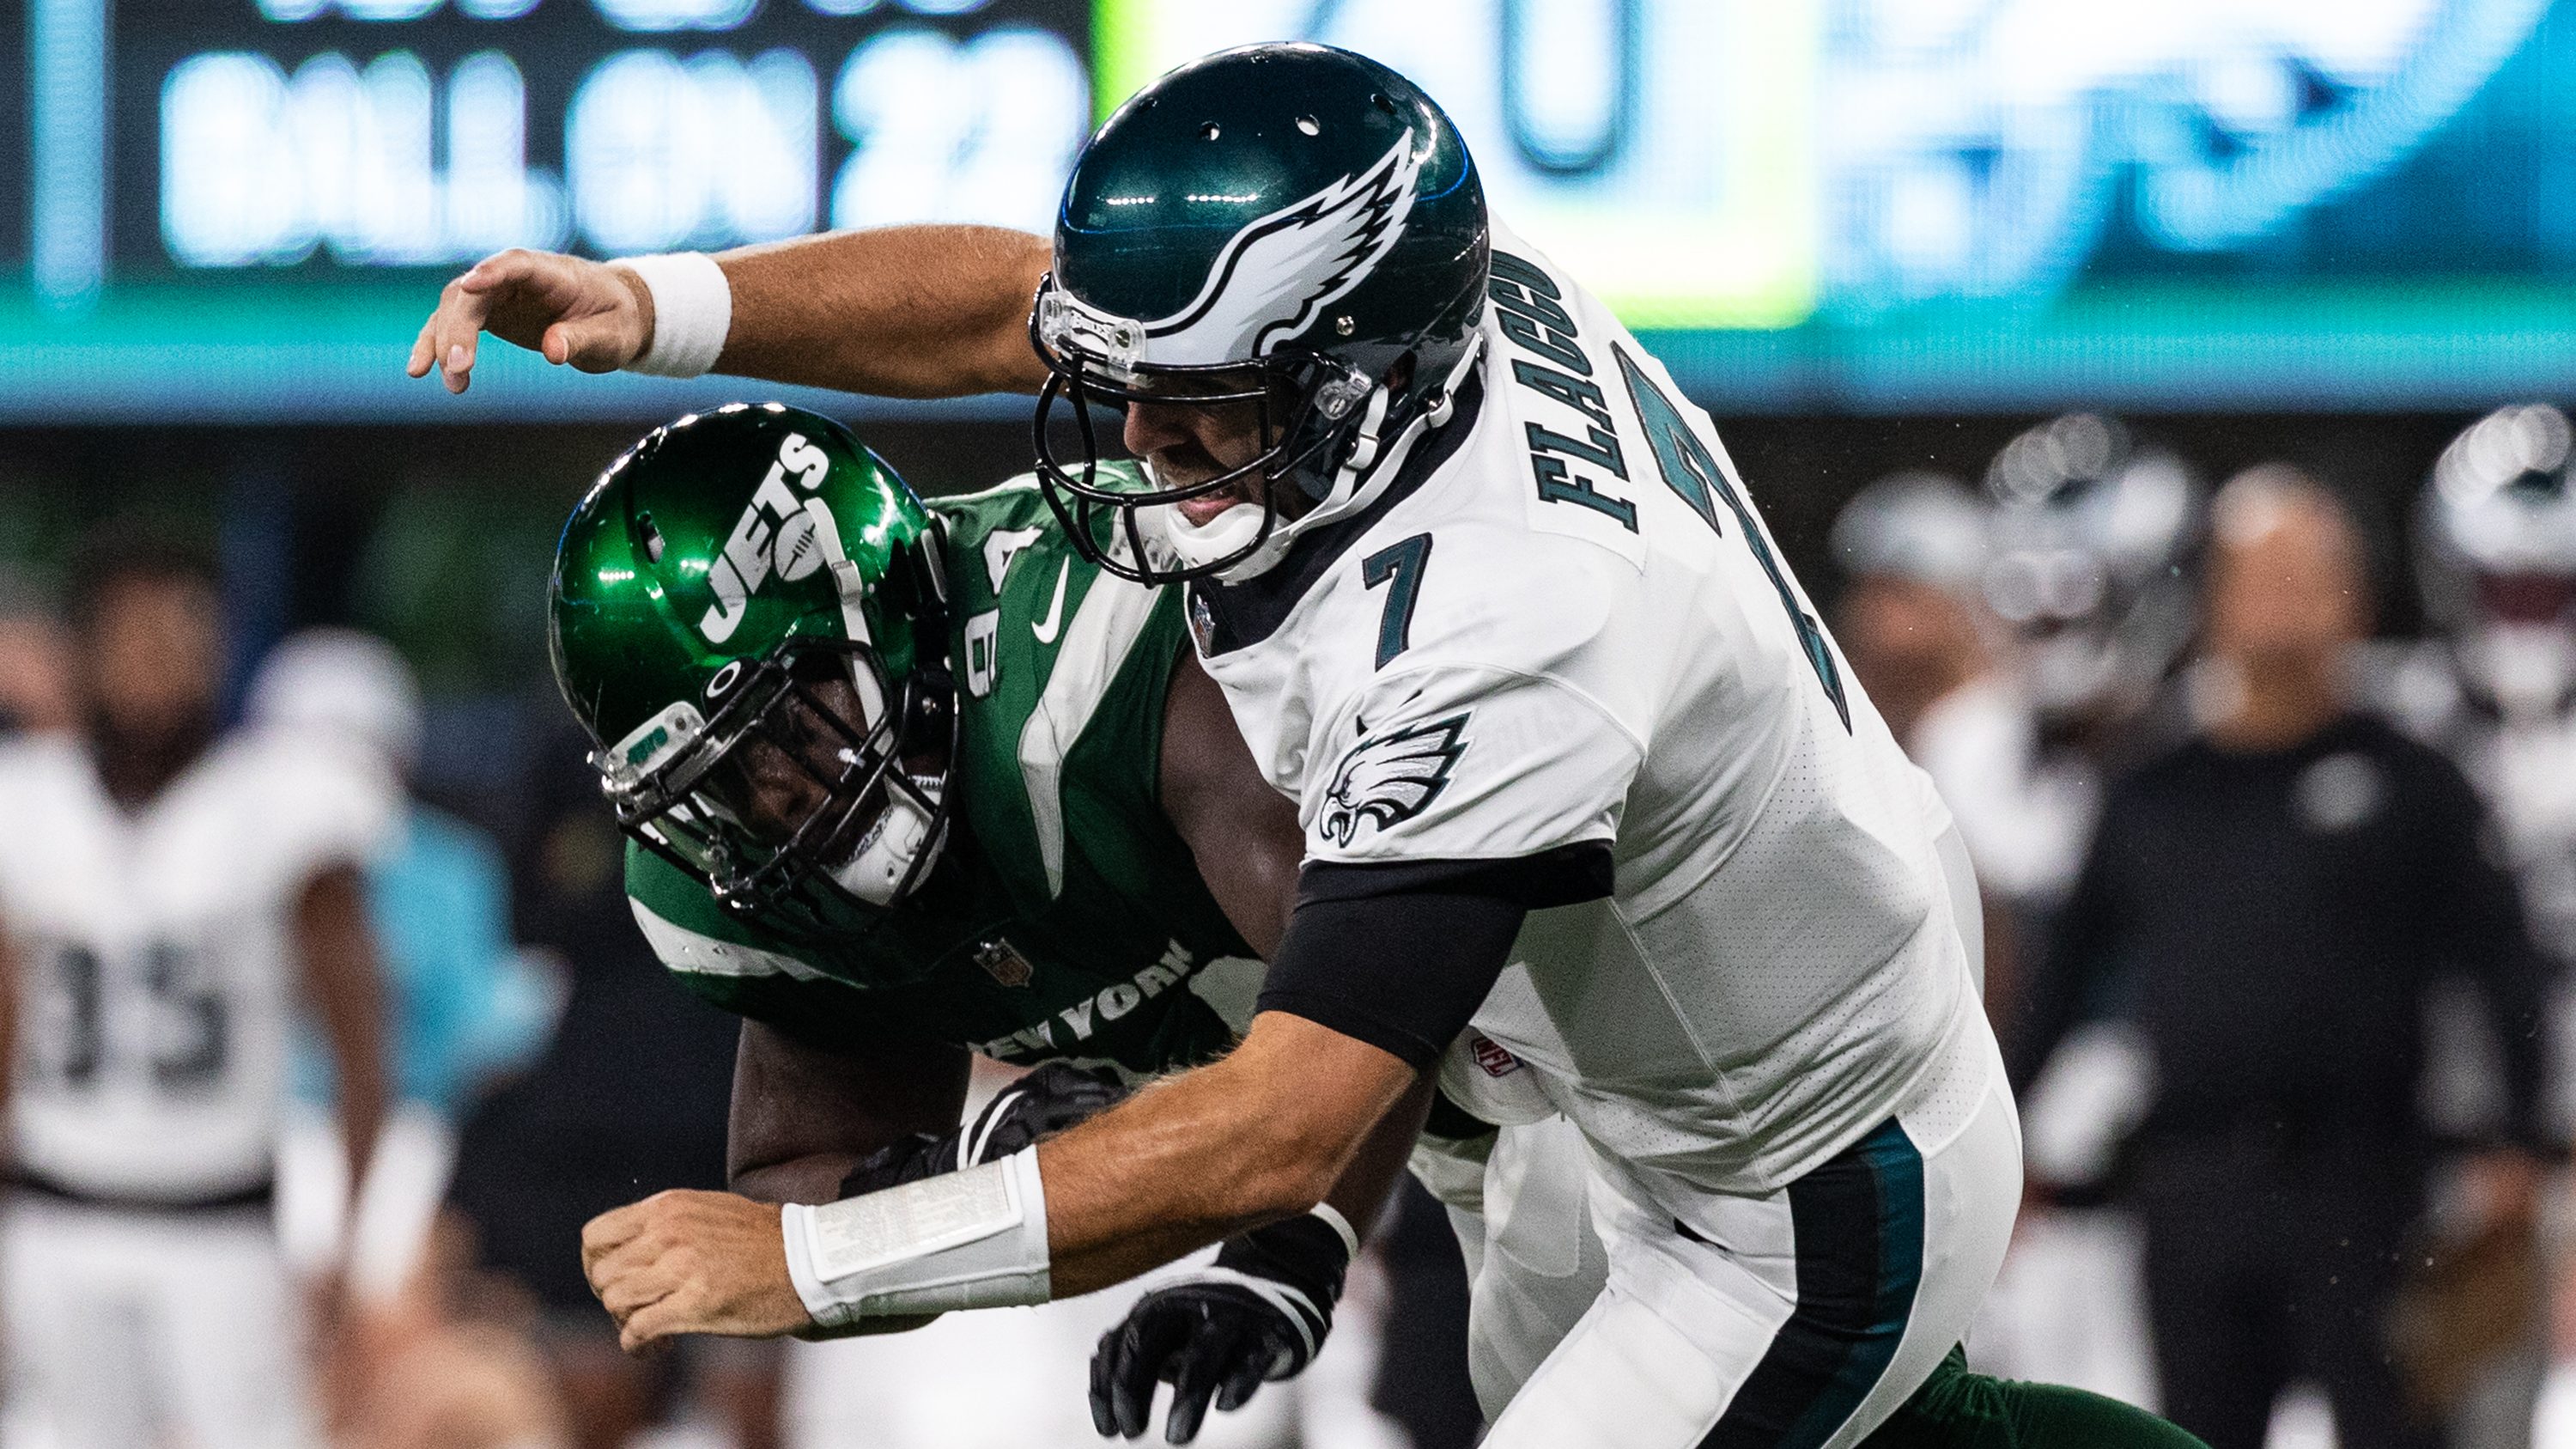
[973,937,1035,988]
[1189,592,1218,655]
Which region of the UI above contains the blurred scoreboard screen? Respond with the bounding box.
[12,0,2576,419]
[9,0,1092,420]
[125,0,1089,273]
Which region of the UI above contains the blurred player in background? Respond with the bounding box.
[1918,414,2205,924]
[2026,467,2552,1449]
[0,533,393,1448]
[249,628,557,1303]
[1917,417,2205,1408]
[1826,472,2016,1006]
[2392,405,2576,994]
[246,628,568,1446]
[2375,406,2576,1449]
[1829,472,1998,756]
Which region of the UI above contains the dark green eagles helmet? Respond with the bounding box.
[550,403,957,945]
[1032,42,1490,583]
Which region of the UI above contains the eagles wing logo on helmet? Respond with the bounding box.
[1318,712,1469,847]
[1115,137,1425,367]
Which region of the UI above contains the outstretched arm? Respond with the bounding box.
[582,1010,1423,1350]
[407,227,1052,399]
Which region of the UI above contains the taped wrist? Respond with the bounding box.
[615,252,732,377]
[781,1145,1051,1329]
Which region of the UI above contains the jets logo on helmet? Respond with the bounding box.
[1318,713,1469,847]
[700,429,835,642]
[1031,44,1490,585]
[550,404,963,965]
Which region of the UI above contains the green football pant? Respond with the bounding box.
[1864,1348,2212,1449]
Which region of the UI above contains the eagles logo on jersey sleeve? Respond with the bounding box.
[1318,713,1469,847]
[1302,669,1637,868]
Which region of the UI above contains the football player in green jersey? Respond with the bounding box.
[550,401,1431,1440]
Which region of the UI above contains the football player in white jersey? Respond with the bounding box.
[2390,405,2576,976]
[0,536,393,1449]
[412,43,2203,1449]
[2373,405,2576,1446]
[1908,420,2205,1409]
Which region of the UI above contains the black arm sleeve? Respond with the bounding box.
[1255,843,1614,1068]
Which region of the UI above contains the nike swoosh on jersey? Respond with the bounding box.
[1031,558,1071,644]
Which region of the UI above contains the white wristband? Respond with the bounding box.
[781,1145,1052,1329]
[616,252,732,378]
[1307,1201,1361,1262]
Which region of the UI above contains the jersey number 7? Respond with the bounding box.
[1612,344,1851,730]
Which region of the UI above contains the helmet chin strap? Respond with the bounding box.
[803,490,898,756]
[1155,337,1484,583]
[830,773,947,906]
[799,491,951,905]
[1150,496,1269,575]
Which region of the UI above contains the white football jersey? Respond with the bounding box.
[1909,675,2102,908]
[0,731,393,1202]
[1194,223,1990,1205]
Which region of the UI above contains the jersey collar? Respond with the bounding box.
[1187,368,1485,657]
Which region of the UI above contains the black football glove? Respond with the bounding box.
[1090,1207,1358,1444]
[838,1062,1127,1196]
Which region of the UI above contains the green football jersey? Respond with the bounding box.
[623,469,1258,1080]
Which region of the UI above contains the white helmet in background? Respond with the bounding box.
[246,628,426,774]
[1831,471,1990,594]
[1982,413,2205,721]
[2419,404,2576,721]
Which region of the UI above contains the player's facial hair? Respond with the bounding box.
[84,700,216,808]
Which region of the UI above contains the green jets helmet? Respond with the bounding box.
[1031,43,1490,583]
[550,403,957,947]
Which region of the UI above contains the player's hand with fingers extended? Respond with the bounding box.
[406,248,652,395]
[1091,1208,1352,1443]
[580,1189,807,1352]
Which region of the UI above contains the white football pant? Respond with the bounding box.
[1482,1040,2020,1449]
[2,1193,323,1449]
